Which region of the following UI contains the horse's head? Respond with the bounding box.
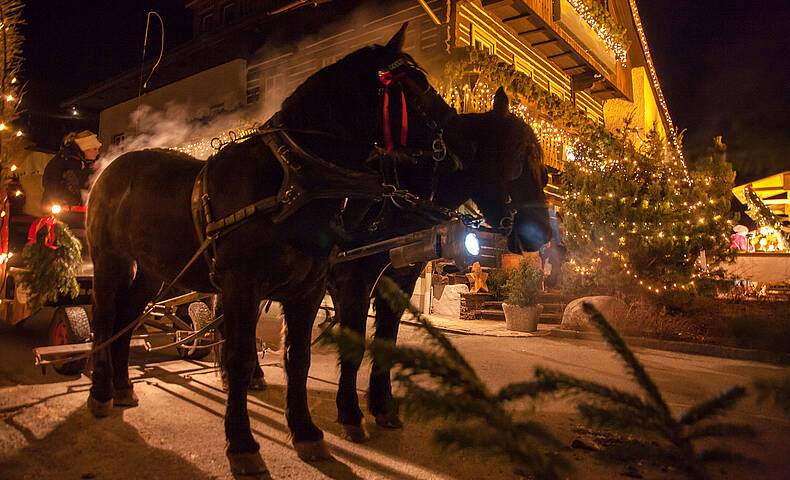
[454,88,552,253]
[280,24,470,171]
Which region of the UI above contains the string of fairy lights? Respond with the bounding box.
[566,0,628,66]
[172,125,259,159]
[628,0,684,165]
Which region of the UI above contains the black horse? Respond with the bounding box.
[326,88,551,441]
[86,26,493,475]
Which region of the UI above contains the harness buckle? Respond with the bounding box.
[280,186,299,205]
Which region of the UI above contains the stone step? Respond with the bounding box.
[479,309,505,321]
[541,302,564,313]
[540,313,562,324]
[538,292,564,303]
[482,301,503,310]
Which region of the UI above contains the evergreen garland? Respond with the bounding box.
[568,0,629,55]
[441,47,622,157]
[19,219,82,309]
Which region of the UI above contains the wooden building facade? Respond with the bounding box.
[66,0,678,184]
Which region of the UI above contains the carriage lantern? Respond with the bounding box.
[334,219,480,270]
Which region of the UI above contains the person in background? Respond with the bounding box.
[42,130,101,212]
[730,225,748,251]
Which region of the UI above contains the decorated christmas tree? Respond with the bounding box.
[562,129,736,296]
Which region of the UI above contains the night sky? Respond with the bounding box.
[20,1,790,181]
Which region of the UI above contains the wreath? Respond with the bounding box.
[19,217,82,309]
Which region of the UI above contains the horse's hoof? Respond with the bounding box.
[340,421,370,443]
[227,452,269,476]
[113,388,139,407]
[293,440,332,461]
[249,376,266,391]
[375,413,403,429]
[87,395,113,418]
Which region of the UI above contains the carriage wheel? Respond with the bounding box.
[175,301,212,360]
[49,306,91,376]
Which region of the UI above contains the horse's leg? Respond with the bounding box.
[329,266,374,443]
[369,265,422,428]
[88,254,135,417]
[216,296,266,391]
[282,282,332,460]
[221,277,268,475]
[111,271,163,407]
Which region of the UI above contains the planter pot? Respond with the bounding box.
[502,303,543,332]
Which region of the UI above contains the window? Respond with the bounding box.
[246,86,260,104]
[111,133,125,145]
[200,13,214,33]
[223,3,237,24]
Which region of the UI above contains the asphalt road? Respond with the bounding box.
[1,309,789,479]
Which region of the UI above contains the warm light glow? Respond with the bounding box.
[5,95,12,101]
[9,164,16,172]
[14,190,20,196]
[51,204,62,214]
[15,130,21,137]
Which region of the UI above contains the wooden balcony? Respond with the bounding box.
[479,0,631,101]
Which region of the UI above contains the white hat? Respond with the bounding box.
[733,225,748,235]
[74,131,102,151]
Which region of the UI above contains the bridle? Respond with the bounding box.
[375,56,460,203]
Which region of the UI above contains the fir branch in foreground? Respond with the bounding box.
[535,304,752,480]
[324,276,571,479]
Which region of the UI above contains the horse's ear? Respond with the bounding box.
[493,87,509,115]
[386,22,408,52]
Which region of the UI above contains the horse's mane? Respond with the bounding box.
[280,46,380,122]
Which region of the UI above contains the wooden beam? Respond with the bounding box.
[502,13,531,22]
[518,27,545,35]
[547,51,573,59]
[562,65,587,72]
[481,0,512,7]
[531,38,559,47]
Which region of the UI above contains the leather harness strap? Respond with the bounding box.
[190,118,390,284]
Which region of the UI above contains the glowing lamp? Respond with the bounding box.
[51,204,62,214]
[9,164,16,171]
[335,219,481,270]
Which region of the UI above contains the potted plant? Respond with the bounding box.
[501,258,543,332]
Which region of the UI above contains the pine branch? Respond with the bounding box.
[696,448,752,465]
[534,367,656,415]
[678,386,747,426]
[576,403,661,431]
[377,277,484,388]
[495,380,560,402]
[685,423,756,441]
[582,303,672,419]
[753,377,790,416]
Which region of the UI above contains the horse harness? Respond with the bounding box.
[190,56,465,287]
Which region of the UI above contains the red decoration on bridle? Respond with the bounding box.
[378,71,408,152]
[28,215,59,249]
